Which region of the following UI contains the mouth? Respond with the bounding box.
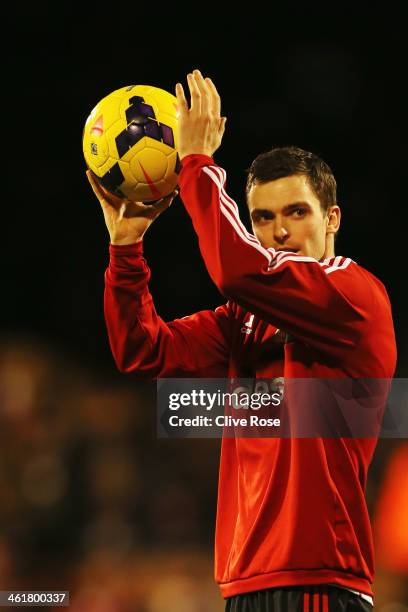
[277,247,299,253]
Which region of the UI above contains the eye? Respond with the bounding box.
[293,207,306,217]
[253,213,272,224]
[252,213,266,223]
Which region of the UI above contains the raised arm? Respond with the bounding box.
[87,169,231,378]
[105,242,232,377]
[174,71,395,369]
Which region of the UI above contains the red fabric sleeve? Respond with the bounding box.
[104,242,232,377]
[178,154,392,364]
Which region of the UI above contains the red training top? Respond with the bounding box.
[104,154,397,599]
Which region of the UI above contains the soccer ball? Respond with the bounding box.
[83,85,180,202]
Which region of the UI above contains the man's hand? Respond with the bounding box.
[86,170,178,245]
[175,69,227,161]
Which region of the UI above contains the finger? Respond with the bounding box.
[86,169,110,208]
[153,189,179,213]
[219,116,227,136]
[86,169,125,210]
[175,83,188,115]
[133,189,178,219]
[86,168,102,194]
[192,69,211,115]
[187,72,201,115]
[97,180,124,206]
[205,77,221,118]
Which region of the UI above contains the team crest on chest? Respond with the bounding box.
[241,314,255,335]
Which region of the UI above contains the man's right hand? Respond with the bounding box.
[86,169,178,246]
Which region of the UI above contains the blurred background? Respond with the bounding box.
[2,3,407,610]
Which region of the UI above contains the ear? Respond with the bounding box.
[326,204,341,235]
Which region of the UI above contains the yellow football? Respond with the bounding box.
[83,85,180,202]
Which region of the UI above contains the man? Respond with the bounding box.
[87,69,396,611]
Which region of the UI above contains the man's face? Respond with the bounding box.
[247,174,339,260]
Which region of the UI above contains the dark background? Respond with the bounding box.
[1,5,407,610]
[4,4,406,375]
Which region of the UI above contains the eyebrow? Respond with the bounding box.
[250,201,312,219]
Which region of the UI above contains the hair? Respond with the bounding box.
[245,146,337,213]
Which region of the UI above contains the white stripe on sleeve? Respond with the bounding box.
[201,165,355,276]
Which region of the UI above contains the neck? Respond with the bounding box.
[323,235,335,259]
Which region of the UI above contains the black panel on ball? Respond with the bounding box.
[115,125,145,158]
[98,164,125,197]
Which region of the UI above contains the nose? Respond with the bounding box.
[273,220,289,245]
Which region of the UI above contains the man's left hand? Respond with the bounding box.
[175,69,227,161]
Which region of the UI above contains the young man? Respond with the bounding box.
[87,70,396,611]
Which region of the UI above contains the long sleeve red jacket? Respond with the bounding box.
[104,154,397,600]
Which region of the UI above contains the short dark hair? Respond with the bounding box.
[245,146,337,213]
